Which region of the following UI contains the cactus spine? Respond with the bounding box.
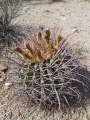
[8,29,88,110]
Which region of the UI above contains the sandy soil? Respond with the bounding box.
[0,0,90,120]
[12,0,90,70]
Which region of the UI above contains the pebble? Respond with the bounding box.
[4,82,12,90]
[72,28,79,33]
[62,17,67,20]
[5,82,12,86]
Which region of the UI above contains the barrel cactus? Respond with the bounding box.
[7,29,88,110]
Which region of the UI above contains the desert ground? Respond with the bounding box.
[13,0,90,69]
[0,0,90,120]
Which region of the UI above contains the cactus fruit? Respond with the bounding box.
[7,29,89,110]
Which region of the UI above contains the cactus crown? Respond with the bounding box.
[14,30,63,63]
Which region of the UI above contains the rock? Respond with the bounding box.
[4,82,12,90]
[62,17,67,20]
[0,62,8,72]
[72,28,79,33]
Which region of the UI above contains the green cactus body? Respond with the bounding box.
[18,50,79,109]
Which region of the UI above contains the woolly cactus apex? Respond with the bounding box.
[7,29,89,111]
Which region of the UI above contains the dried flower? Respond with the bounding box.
[13,30,63,63]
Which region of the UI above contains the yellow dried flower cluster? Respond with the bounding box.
[14,30,63,63]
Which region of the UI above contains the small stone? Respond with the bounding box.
[4,82,12,89]
[72,28,79,33]
[5,82,12,86]
[62,17,67,20]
